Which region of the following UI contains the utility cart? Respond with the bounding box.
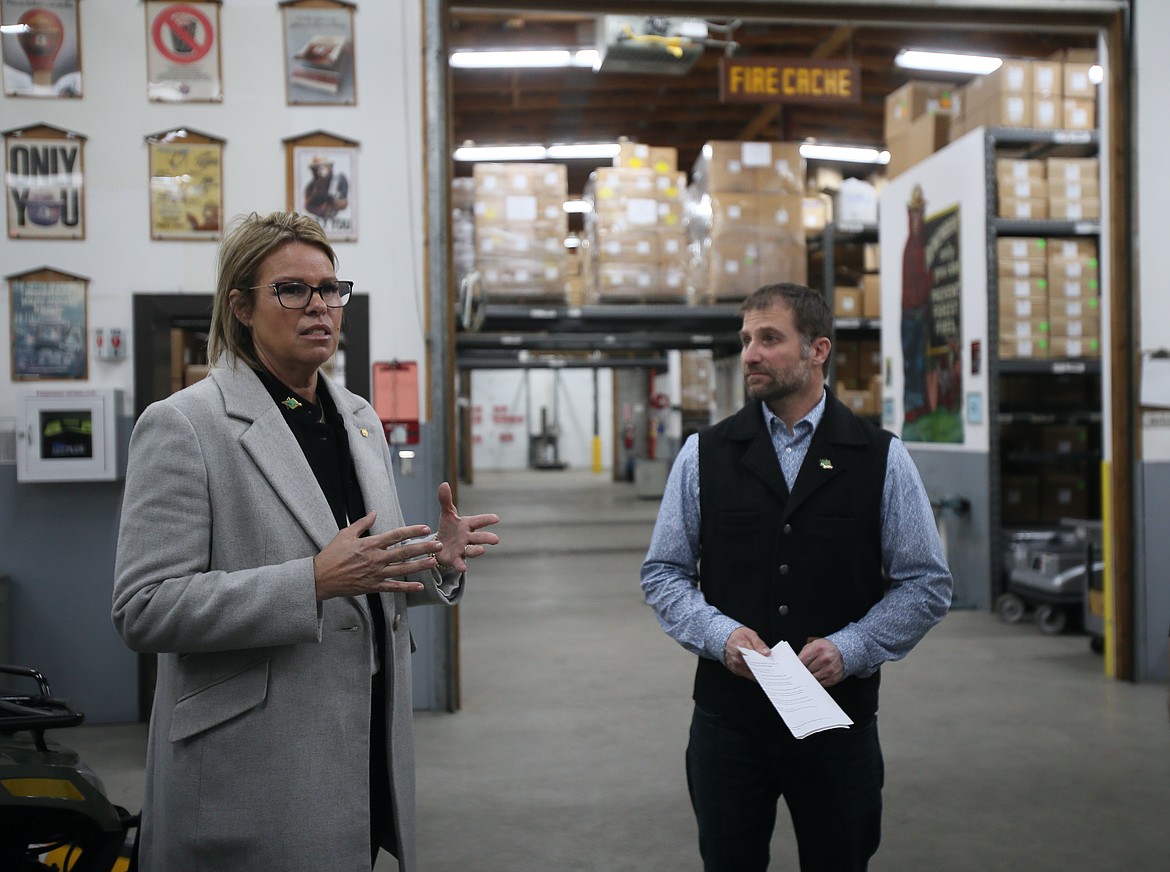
[996,518,1103,636]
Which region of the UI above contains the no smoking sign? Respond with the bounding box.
[151,4,214,64]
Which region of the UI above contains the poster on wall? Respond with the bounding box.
[144,0,223,102]
[286,131,357,241]
[0,0,81,97]
[8,267,88,380]
[899,184,963,444]
[146,127,223,240]
[281,0,356,106]
[4,124,85,239]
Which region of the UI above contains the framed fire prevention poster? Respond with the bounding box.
[8,266,88,381]
[281,0,356,106]
[145,0,222,102]
[5,123,86,239]
[0,0,82,98]
[146,127,223,240]
[286,130,358,241]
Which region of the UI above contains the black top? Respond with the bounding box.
[255,368,387,669]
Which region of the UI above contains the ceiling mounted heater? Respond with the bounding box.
[595,16,707,75]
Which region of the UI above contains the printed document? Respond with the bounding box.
[738,643,854,739]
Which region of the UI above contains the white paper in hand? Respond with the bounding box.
[738,642,854,739]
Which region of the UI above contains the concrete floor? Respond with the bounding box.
[64,468,1169,870]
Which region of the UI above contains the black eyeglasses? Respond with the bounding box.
[252,280,354,309]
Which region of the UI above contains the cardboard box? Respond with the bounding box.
[884,80,956,139]
[837,386,877,417]
[694,141,804,195]
[1049,197,1100,221]
[757,194,806,237]
[1061,98,1097,130]
[834,339,861,388]
[1032,96,1063,129]
[1041,425,1088,454]
[1032,60,1064,97]
[1049,336,1100,359]
[999,257,1048,280]
[1048,254,1099,281]
[1001,276,1049,298]
[858,339,882,380]
[614,141,678,173]
[834,287,863,318]
[596,229,660,264]
[1047,238,1097,259]
[1047,157,1099,182]
[998,195,1049,220]
[863,242,881,273]
[803,194,831,232]
[997,237,1047,260]
[1048,315,1101,339]
[861,273,881,319]
[999,337,1049,360]
[1002,475,1041,524]
[1041,472,1089,522]
[1049,275,1100,299]
[1048,295,1100,319]
[886,112,951,178]
[1000,294,1049,319]
[999,315,1050,341]
[999,177,1048,201]
[1064,63,1098,98]
[997,159,1047,183]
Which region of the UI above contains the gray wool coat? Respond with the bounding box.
[112,364,461,872]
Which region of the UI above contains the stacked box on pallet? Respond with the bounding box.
[997,236,1050,360]
[473,163,568,303]
[1047,237,1101,359]
[686,141,807,304]
[452,177,476,289]
[582,150,688,304]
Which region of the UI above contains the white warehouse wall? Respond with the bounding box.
[471,368,613,472]
[0,1,429,416]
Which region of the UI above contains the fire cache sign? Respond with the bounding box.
[719,57,861,105]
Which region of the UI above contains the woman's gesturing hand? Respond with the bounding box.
[433,481,501,573]
[313,512,442,601]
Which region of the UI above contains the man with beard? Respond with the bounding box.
[641,282,952,872]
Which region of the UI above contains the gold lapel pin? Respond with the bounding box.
[819,458,833,470]
[359,428,369,437]
[282,397,303,411]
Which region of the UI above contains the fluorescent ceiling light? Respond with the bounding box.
[454,143,620,162]
[0,24,30,33]
[800,144,890,165]
[563,200,591,214]
[895,49,1002,76]
[453,145,547,162]
[450,48,599,69]
[1089,64,1104,84]
[546,143,621,160]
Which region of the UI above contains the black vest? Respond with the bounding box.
[696,389,893,732]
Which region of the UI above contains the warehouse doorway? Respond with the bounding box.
[430,1,1135,676]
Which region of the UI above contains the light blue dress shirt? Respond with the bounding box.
[640,391,953,679]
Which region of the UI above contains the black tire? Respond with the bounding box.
[1036,604,1068,635]
[995,593,1027,624]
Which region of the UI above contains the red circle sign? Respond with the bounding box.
[151,4,214,64]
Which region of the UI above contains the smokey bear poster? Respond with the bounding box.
[5,128,85,239]
[293,144,356,241]
[900,184,963,444]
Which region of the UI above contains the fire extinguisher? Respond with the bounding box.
[622,422,636,451]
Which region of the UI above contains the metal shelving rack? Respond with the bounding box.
[454,301,744,369]
[807,221,881,394]
[984,126,1103,602]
